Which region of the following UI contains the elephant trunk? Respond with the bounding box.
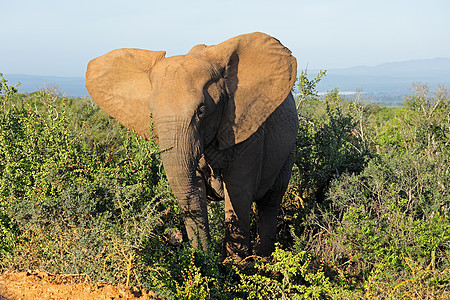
[157,117,210,250]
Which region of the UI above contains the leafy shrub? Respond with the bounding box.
[1,72,449,298]
[280,74,449,297]
[0,80,181,288]
[365,255,450,299]
[280,73,372,251]
[0,74,21,255]
[325,151,450,279]
[375,83,449,155]
[234,246,341,299]
[0,77,232,298]
[319,84,450,295]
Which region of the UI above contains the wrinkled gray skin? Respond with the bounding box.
[150,61,298,258]
[86,32,298,259]
[156,93,298,259]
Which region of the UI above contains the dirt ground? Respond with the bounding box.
[0,270,161,300]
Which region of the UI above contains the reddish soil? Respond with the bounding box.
[0,270,161,300]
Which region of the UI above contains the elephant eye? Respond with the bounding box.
[197,105,206,118]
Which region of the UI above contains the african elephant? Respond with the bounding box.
[85,32,298,259]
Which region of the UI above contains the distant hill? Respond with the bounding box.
[311,58,450,101]
[4,58,450,103]
[4,74,88,97]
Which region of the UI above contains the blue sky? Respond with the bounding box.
[2,0,449,77]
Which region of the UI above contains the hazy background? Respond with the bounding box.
[2,0,450,99]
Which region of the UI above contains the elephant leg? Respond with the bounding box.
[255,149,295,257]
[223,129,265,259]
[223,184,252,259]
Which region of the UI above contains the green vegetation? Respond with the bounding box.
[1,72,449,299]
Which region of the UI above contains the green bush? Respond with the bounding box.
[1,72,449,298]
[325,149,450,280]
[280,74,372,252]
[0,78,177,289]
[0,75,233,298]
[319,84,450,297]
[234,245,342,300]
[280,74,449,297]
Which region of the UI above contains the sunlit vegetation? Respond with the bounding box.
[1,72,449,298]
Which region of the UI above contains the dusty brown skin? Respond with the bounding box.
[86,32,298,259]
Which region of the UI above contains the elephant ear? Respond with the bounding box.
[85,48,166,139]
[201,32,297,149]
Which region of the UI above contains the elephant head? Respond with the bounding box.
[86,32,296,251]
